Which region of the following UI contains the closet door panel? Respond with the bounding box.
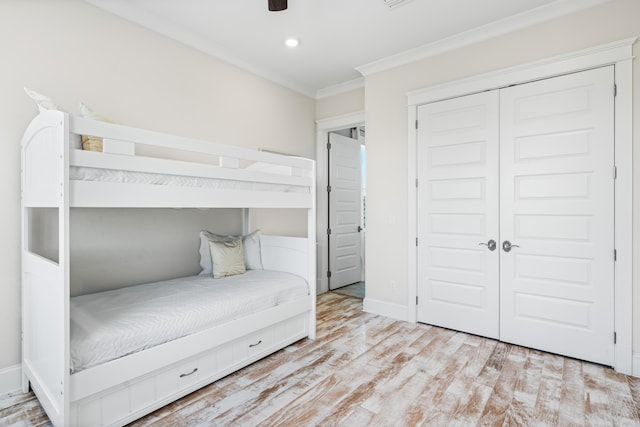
[417,91,500,339]
[499,66,615,365]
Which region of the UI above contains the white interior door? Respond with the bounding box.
[499,66,615,365]
[416,91,500,339]
[329,132,362,289]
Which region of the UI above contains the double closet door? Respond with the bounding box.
[416,66,615,366]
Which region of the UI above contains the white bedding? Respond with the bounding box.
[70,270,309,373]
[70,166,308,194]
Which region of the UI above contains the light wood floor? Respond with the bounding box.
[3,292,640,426]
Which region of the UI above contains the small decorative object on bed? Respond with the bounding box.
[21,109,316,427]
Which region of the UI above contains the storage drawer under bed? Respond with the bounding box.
[69,312,308,427]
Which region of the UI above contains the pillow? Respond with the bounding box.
[24,87,61,112]
[78,102,115,152]
[208,239,246,279]
[199,230,263,275]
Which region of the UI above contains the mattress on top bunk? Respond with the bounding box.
[70,270,309,373]
[70,166,309,193]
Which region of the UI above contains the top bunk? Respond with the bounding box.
[21,110,315,209]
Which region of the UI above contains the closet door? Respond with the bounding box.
[417,91,500,339]
[499,66,615,365]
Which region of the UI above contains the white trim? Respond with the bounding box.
[0,364,22,396]
[633,354,640,378]
[316,77,365,99]
[407,106,418,324]
[363,297,408,322]
[316,112,366,294]
[614,57,634,375]
[356,0,612,77]
[407,37,636,106]
[407,37,635,374]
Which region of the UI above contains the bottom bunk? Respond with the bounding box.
[22,235,315,427]
[68,297,311,427]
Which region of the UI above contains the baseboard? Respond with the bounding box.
[363,297,408,322]
[632,353,640,378]
[0,364,22,396]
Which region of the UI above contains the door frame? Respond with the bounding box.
[316,111,366,294]
[407,37,635,374]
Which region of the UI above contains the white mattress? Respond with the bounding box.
[70,166,308,194]
[70,270,309,373]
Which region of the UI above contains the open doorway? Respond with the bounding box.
[328,127,365,297]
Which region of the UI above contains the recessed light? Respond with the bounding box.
[285,38,299,48]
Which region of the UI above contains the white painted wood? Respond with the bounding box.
[315,111,366,294]
[21,110,70,427]
[407,38,634,373]
[416,90,500,339]
[407,106,418,323]
[21,109,317,426]
[0,364,23,395]
[69,296,311,402]
[407,37,636,106]
[69,150,311,187]
[260,235,310,280]
[499,66,615,366]
[219,156,240,168]
[328,132,362,289]
[70,115,312,170]
[614,58,634,375]
[71,313,307,427]
[102,138,135,156]
[68,181,312,209]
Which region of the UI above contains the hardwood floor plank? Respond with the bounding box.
[625,375,640,419]
[502,349,545,427]
[476,344,529,426]
[447,342,512,426]
[419,336,501,426]
[6,293,640,427]
[583,360,614,426]
[359,326,458,415]
[556,358,586,427]
[530,352,564,426]
[602,365,639,426]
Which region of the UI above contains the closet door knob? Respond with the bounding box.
[502,240,520,252]
[478,240,497,251]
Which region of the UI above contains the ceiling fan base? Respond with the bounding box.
[268,0,287,11]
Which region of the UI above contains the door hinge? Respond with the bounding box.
[327,271,332,278]
[327,185,332,193]
[416,178,418,188]
[415,120,419,129]
[327,228,332,235]
[416,296,418,305]
[614,249,617,261]
[416,237,418,246]
[613,165,617,180]
[614,83,617,97]
[327,141,332,150]
[614,331,617,344]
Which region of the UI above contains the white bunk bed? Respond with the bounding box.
[21,110,316,427]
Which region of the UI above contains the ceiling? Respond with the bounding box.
[85,0,609,98]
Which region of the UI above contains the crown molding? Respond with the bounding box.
[316,111,365,131]
[356,0,613,77]
[315,77,365,99]
[85,0,316,98]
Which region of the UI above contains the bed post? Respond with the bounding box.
[21,111,71,426]
[308,161,317,339]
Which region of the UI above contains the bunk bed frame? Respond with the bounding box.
[21,110,316,427]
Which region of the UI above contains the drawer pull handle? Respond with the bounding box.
[249,340,262,348]
[179,368,198,378]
